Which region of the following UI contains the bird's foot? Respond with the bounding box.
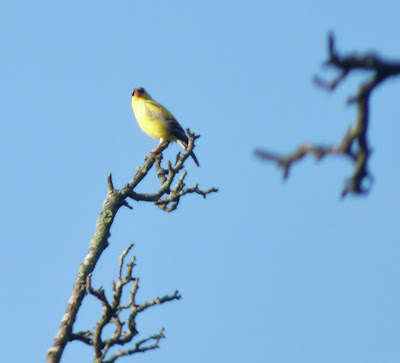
[150,145,163,155]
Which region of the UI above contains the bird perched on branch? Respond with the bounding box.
[131,87,200,167]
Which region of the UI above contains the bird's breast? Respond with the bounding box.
[133,102,171,140]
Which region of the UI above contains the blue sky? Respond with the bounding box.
[1,1,400,362]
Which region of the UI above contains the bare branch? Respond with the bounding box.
[313,69,349,90]
[79,245,181,362]
[126,132,217,210]
[107,173,114,192]
[118,244,134,281]
[121,200,133,210]
[136,290,182,314]
[156,182,218,212]
[86,273,111,310]
[70,331,92,345]
[256,32,400,197]
[103,328,166,363]
[47,132,217,362]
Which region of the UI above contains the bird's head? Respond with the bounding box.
[131,87,153,100]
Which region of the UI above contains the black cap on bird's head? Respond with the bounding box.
[132,87,153,100]
[132,87,145,97]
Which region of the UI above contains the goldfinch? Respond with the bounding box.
[131,87,200,167]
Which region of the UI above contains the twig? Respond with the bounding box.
[118,244,134,281]
[103,328,166,363]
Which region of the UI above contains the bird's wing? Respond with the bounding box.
[143,100,199,167]
[144,100,175,120]
[144,100,188,142]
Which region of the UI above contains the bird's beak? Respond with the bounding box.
[131,90,135,97]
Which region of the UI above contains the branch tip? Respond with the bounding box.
[107,173,114,191]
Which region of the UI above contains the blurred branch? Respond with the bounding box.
[47,131,217,362]
[255,32,400,197]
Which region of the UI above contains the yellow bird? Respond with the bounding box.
[131,87,200,167]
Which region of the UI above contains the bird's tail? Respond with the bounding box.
[176,139,200,167]
[190,151,200,167]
